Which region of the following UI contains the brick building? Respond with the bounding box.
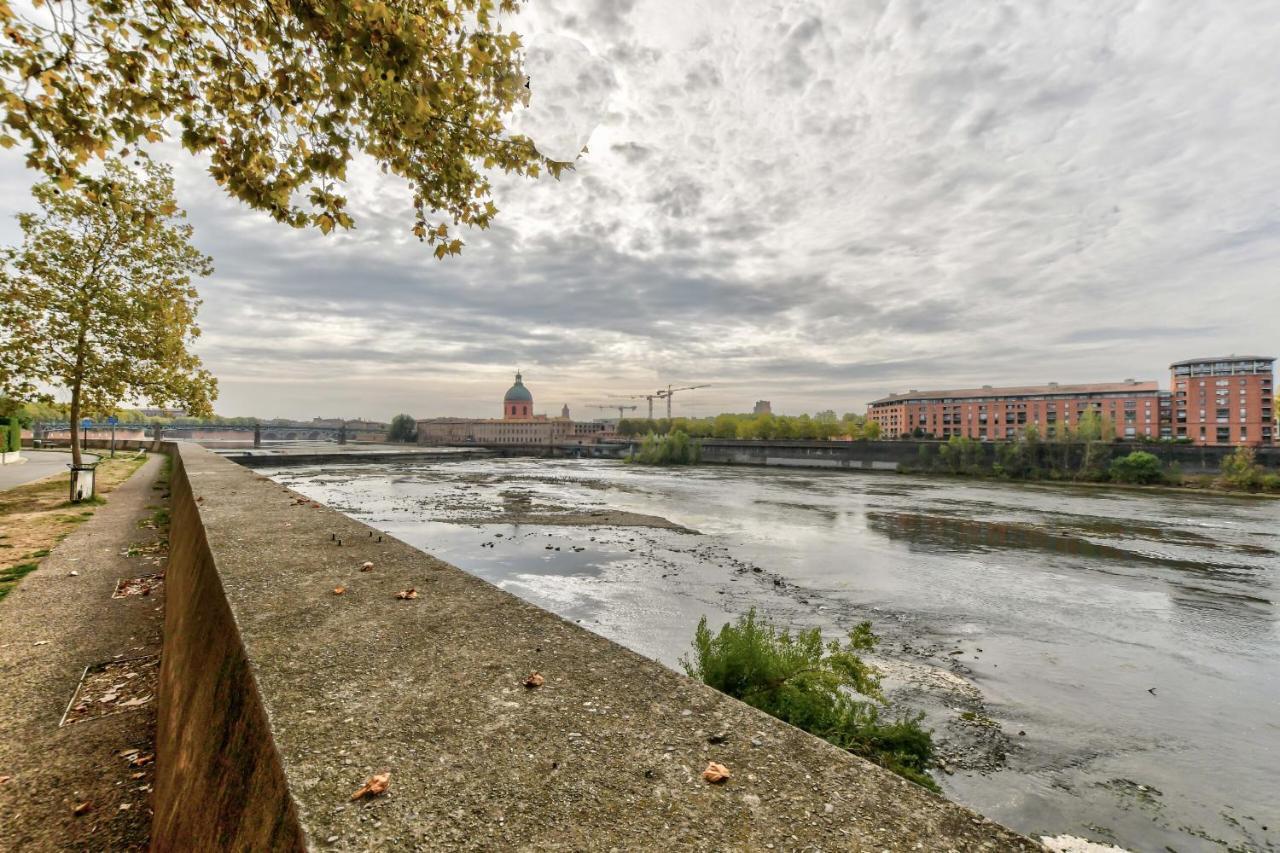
[869,355,1276,446]
[1170,356,1275,446]
[867,380,1164,441]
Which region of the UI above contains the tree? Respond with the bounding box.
[0,159,215,479]
[0,0,565,255]
[1219,447,1263,491]
[387,413,417,443]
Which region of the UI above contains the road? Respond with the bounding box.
[0,450,99,491]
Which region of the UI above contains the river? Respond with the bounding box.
[259,457,1279,853]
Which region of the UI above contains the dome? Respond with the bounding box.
[504,371,533,402]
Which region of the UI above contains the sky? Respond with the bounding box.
[2,0,1279,421]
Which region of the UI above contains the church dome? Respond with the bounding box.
[504,371,533,403]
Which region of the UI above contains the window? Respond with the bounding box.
[1217,427,1231,443]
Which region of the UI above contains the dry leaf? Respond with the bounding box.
[129,753,154,768]
[350,771,391,800]
[33,640,49,646]
[360,561,375,572]
[119,696,151,708]
[73,801,93,816]
[523,671,545,689]
[395,588,418,600]
[333,586,346,595]
[0,775,11,784]
[702,761,731,784]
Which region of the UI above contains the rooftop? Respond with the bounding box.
[870,380,1159,406]
[1169,355,1275,367]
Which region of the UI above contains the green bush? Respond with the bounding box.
[681,608,937,791]
[632,429,700,465]
[1219,447,1263,490]
[0,417,20,453]
[1109,451,1164,484]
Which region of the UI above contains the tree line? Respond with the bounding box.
[615,412,882,441]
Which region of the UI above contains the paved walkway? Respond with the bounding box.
[0,451,100,492]
[0,454,164,851]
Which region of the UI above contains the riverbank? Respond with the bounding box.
[163,444,1040,850]
[885,467,1280,500]
[260,455,1279,852]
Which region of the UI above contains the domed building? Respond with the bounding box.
[503,371,534,419]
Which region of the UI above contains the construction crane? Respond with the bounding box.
[608,393,661,420]
[590,404,638,420]
[655,384,710,420]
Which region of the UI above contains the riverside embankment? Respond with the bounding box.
[263,455,1280,853]
[156,443,1038,850]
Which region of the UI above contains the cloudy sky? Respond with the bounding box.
[3,0,1279,421]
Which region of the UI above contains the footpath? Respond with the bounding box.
[0,454,166,851]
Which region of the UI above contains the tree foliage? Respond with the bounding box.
[682,608,937,791]
[0,158,214,466]
[631,429,699,465]
[387,412,417,443]
[1108,451,1164,484]
[615,411,881,442]
[0,0,565,253]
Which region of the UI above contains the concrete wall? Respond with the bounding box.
[153,443,1037,850]
[699,438,1280,474]
[153,446,305,851]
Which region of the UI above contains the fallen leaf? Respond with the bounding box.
[118,802,132,811]
[360,561,374,572]
[0,775,11,784]
[100,692,119,704]
[395,588,418,600]
[119,696,151,708]
[73,801,93,816]
[130,772,146,779]
[702,761,731,784]
[68,571,79,577]
[118,748,140,758]
[128,753,154,768]
[350,771,391,800]
[33,640,49,646]
[523,671,545,689]
[333,586,346,595]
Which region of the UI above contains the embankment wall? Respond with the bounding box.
[698,439,1280,474]
[151,443,1038,850]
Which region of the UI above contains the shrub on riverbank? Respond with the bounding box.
[681,609,937,791]
[1108,451,1165,484]
[631,429,700,465]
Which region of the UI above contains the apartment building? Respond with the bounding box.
[1170,356,1275,447]
[867,380,1164,441]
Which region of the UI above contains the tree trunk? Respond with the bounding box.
[68,326,87,498]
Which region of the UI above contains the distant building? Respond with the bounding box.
[418,371,602,447]
[504,371,534,419]
[867,380,1163,441]
[869,358,1278,446]
[1171,356,1274,446]
[753,400,772,415]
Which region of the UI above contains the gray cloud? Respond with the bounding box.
[0,0,1276,420]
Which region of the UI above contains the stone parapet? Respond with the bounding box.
[153,443,1040,851]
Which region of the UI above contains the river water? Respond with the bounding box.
[261,458,1279,852]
